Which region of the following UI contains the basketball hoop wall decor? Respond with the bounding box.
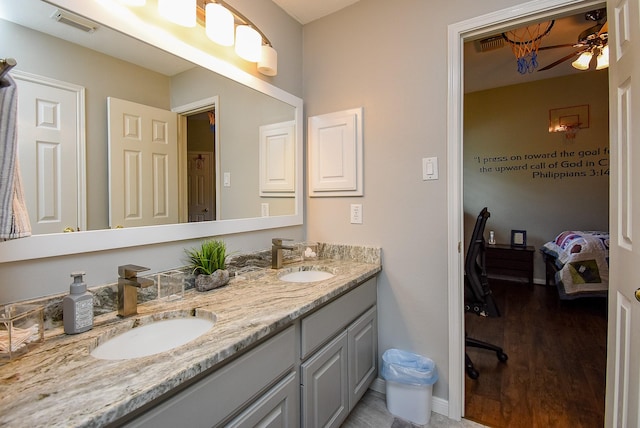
[549,104,590,142]
[502,21,555,74]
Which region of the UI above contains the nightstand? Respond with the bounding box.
[485,244,535,284]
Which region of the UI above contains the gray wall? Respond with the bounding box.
[0,19,172,231]
[172,67,296,220]
[302,0,543,401]
[0,0,303,302]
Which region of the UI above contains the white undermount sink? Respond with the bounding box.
[278,270,335,283]
[91,316,215,360]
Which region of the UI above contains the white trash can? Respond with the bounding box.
[381,349,438,425]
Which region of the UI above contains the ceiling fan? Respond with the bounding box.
[537,9,608,71]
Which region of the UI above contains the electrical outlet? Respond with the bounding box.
[350,204,363,224]
[223,172,231,187]
[261,203,269,217]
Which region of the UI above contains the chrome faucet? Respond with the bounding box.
[117,264,154,317]
[272,238,295,269]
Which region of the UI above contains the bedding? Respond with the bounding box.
[540,231,609,299]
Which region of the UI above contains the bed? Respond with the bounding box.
[540,230,609,300]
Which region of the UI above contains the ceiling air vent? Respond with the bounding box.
[51,9,98,33]
[478,35,504,52]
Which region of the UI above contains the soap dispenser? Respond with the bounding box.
[63,271,93,334]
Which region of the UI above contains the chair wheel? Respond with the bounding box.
[466,367,479,379]
[497,351,508,362]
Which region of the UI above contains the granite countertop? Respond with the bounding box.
[0,256,380,428]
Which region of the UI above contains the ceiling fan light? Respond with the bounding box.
[596,45,609,70]
[158,0,196,27]
[572,51,593,70]
[258,45,278,76]
[235,25,262,62]
[205,3,234,46]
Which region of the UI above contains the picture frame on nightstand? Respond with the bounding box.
[511,230,527,248]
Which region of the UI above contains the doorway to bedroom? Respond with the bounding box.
[462,7,609,427]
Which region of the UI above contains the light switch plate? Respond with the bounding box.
[223,172,231,187]
[422,157,438,180]
[350,204,363,224]
[261,203,269,217]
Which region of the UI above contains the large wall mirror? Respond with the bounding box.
[0,0,303,262]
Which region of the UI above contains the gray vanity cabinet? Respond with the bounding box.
[121,276,377,428]
[123,326,297,428]
[300,278,377,428]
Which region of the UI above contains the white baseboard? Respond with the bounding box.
[369,377,448,417]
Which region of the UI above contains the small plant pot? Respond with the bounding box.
[195,270,229,292]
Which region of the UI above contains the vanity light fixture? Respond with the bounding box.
[235,25,262,62]
[124,0,279,75]
[208,0,278,75]
[205,2,234,46]
[158,0,197,27]
[117,0,146,5]
[258,45,278,76]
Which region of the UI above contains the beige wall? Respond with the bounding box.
[464,71,610,282]
[302,0,550,401]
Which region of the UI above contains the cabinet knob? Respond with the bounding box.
[635,288,640,303]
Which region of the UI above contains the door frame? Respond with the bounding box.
[173,96,220,223]
[12,70,87,232]
[446,0,603,419]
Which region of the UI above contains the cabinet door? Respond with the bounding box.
[348,306,377,410]
[301,331,348,428]
[225,372,298,428]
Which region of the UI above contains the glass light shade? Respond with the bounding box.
[205,3,234,46]
[118,0,146,5]
[258,45,278,76]
[235,25,262,62]
[571,51,593,70]
[596,45,609,70]
[158,0,196,27]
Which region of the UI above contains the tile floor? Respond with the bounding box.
[342,390,486,428]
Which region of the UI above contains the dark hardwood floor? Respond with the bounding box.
[464,279,607,428]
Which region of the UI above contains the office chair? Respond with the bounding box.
[464,207,508,379]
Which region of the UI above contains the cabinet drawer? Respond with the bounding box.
[225,372,298,428]
[301,277,376,359]
[125,326,296,428]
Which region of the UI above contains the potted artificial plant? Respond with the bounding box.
[186,239,229,292]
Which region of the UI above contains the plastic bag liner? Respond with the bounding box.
[381,349,439,386]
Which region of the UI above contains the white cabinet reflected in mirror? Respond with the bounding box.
[0,0,302,262]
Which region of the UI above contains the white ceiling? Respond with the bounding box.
[271,0,361,24]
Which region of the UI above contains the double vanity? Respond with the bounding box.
[0,246,381,427]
